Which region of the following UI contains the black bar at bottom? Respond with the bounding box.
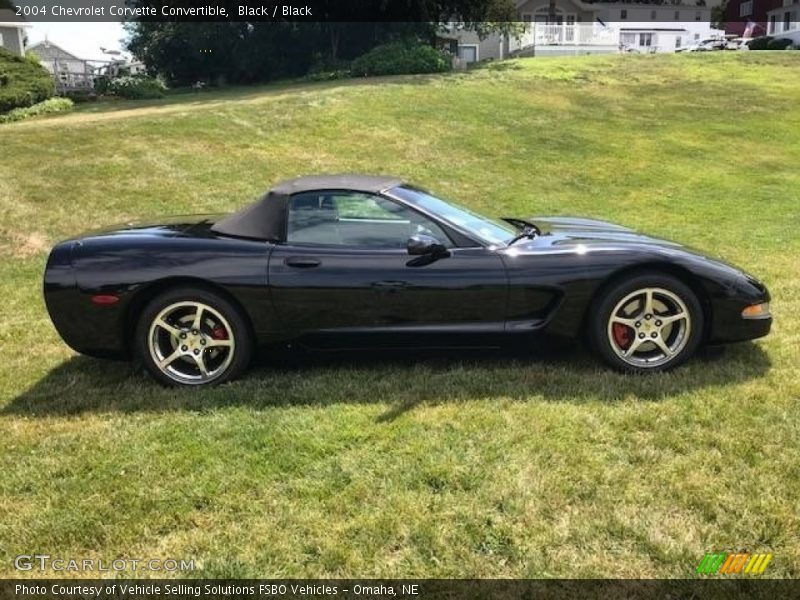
[1,579,799,600]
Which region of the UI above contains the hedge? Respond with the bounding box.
[747,36,772,50]
[0,48,55,113]
[351,41,450,77]
[0,97,73,123]
[767,37,794,50]
[105,75,166,99]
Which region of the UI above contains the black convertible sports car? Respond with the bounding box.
[44,175,771,387]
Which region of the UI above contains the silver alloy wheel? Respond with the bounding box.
[147,301,235,385]
[606,287,691,368]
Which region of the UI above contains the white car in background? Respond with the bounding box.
[727,38,751,50]
[682,38,727,52]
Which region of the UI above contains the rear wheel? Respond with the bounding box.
[590,273,703,373]
[135,287,253,387]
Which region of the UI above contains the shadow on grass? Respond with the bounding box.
[4,341,770,421]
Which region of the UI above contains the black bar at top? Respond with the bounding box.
[3,0,750,23]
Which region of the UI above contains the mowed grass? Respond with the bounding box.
[1,52,799,578]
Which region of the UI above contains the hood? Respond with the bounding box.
[514,216,685,252]
[506,216,753,280]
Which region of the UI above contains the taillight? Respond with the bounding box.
[90,294,120,306]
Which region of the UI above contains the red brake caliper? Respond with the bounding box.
[211,327,228,340]
[612,323,632,349]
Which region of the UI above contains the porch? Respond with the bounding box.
[509,23,618,53]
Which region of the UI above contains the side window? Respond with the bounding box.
[286,191,453,249]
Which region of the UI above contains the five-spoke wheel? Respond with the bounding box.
[136,288,252,387]
[590,273,703,373]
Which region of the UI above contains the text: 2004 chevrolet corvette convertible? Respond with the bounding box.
[44,175,771,386]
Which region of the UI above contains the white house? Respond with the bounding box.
[449,0,723,61]
[766,0,800,45]
[0,19,30,56]
[27,40,95,91]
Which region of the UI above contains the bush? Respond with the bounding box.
[63,90,98,103]
[0,97,73,123]
[351,41,450,77]
[301,69,351,82]
[0,48,54,113]
[747,36,772,50]
[106,75,166,99]
[94,75,111,95]
[767,37,794,50]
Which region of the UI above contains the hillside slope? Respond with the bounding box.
[0,53,798,578]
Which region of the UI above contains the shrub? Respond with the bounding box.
[0,97,73,123]
[94,75,111,95]
[0,48,54,113]
[351,41,450,77]
[301,69,351,82]
[63,90,98,103]
[303,57,351,82]
[747,36,772,50]
[767,37,794,50]
[106,75,166,99]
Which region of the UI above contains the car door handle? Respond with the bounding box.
[284,257,321,268]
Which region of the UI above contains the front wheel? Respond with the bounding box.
[589,273,704,373]
[135,287,253,387]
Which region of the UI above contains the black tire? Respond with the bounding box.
[589,273,704,373]
[135,287,253,387]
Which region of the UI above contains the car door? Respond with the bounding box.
[267,190,509,347]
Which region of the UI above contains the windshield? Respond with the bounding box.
[391,186,516,245]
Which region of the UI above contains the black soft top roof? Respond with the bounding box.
[211,174,405,241]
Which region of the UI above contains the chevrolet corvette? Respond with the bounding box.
[44,175,772,386]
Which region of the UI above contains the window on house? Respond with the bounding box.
[676,36,682,48]
[651,9,657,19]
[675,10,681,19]
[695,10,702,20]
[740,0,753,16]
[639,32,653,46]
[694,33,701,40]
[621,32,636,46]
[457,45,478,63]
[784,11,792,29]
[769,14,777,32]
[621,9,627,19]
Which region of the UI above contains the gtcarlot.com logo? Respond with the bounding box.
[14,554,195,572]
[696,552,773,575]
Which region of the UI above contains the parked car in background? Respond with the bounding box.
[726,37,751,50]
[685,38,728,52]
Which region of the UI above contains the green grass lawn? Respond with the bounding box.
[1,52,799,579]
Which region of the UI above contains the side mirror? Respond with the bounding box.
[407,234,448,257]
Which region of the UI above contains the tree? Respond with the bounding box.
[124,0,520,85]
[711,0,728,29]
